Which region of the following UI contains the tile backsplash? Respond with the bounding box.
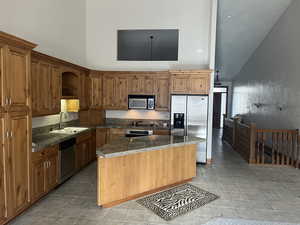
[32,112,78,128]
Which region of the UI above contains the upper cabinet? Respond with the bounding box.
[102,74,128,110]
[155,75,170,111]
[170,70,212,95]
[61,70,79,99]
[31,51,89,116]
[0,32,36,113]
[89,71,103,110]
[79,72,90,111]
[31,52,62,116]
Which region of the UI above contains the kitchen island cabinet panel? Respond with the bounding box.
[98,144,196,207]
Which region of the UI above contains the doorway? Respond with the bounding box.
[213,87,228,129]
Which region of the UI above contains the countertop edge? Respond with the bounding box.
[32,127,95,152]
[96,140,202,158]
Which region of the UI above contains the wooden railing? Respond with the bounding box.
[222,116,300,168]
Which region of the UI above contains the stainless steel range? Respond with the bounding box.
[125,130,153,137]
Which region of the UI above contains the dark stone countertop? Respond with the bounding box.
[96,124,170,130]
[32,127,95,152]
[97,135,205,158]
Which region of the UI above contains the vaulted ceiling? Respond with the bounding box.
[216,0,293,81]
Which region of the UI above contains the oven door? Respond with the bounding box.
[128,98,147,109]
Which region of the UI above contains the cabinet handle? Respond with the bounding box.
[6,131,9,138]
[10,131,13,138]
[9,97,12,105]
[5,97,8,105]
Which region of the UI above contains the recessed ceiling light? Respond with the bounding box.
[227,15,232,19]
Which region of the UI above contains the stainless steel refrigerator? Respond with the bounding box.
[171,95,208,163]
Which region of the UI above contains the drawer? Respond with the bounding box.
[32,145,58,161]
[76,131,91,143]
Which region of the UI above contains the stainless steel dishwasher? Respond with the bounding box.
[59,138,76,183]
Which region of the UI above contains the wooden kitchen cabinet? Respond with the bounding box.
[129,75,144,94]
[103,75,129,110]
[170,70,212,95]
[144,76,154,94]
[155,77,170,111]
[102,75,115,109]
[31,145,59,202]
[115,76,128,109]
[76,132,93,170]
[7,111,31,215]
[50,65,61,114]
[0,45,4,111]
[189,75,210,94]
[79,72,90,110]
[89,71,102,110]
[107,128,125,143]
[0,113,8,222]
[31,55,62,116]
[170,75,190,94]
[4,46,32,113]
[96,128,108,148]
[0,32,36,224]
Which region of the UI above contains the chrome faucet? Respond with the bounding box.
[59,112,64,129]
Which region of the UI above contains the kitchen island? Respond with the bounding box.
[97,135,205,207]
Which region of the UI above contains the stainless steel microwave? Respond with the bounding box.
[128,95,155,110]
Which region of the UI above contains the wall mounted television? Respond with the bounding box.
[117,29,179,61]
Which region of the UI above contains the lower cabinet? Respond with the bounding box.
[76,131,96,171]
[31,145,59,202]
[96,128,108,148]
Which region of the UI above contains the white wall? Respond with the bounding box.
[0,0,86,66]
[86,0,212,70]
[232,0,300,129]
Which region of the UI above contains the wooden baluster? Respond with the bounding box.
[281,132,284,165]
[272,133,275,164]
[256,132,260,164]
[275,132,279,165]
[262,132,265,164]
[278,132,281,165]
[288,132,292,166]
[296,134,300,169]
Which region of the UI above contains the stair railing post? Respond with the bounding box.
[249,122,257,164]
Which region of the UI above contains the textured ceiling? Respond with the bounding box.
[216,0,293,81]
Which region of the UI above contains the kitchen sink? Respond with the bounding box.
[50,127,89,135]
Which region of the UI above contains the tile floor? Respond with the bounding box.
[9,130,300,225]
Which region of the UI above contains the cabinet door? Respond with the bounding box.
[103,76,115,109]
[31,159,46,202]
[45,152,59,191]
[6,46,30,112]
[144,76,154,94]
[31,60,40,116]
[90,73,102,109]
[0,114,8,221]
[115,76,128,109]
[0,45,5,110]
[129,76,144,94]
[96,128,107,148]
[79,73,89,110]
[51,65,61,114]
[189,75,210,94]
[155,78,170,111]
[38,62,51,114]
[171,75,189,94]
[7,112,30,214]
